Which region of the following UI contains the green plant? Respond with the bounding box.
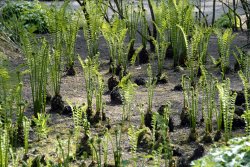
[217,79,237,142]
[233,47,250,78]
[81,0,104,58]
[46,1,69,111]
[128,125,147,166]
[56,131,73,167]
[186,26,212,84]
[240,0,250,30]
[214,10,240,29]
[63,10,80,75]
[102,130,109,167]
[154,102,173,166]
[78,55,99,119]
[139,7,149,50]
[94,69,105,121]
[113,126,122,167]
[124,1,141,60]
[33,113,50,140]
[67,101,88,136]
[0,53,26,125]
[118,74,138,122]
[0,125,10,167]
[199,66,217,135]
[238,71,250,134]
[1,1,48,33]
[89,137,102,167]
[192,136,250,167]
[22,116,30,154]
[152,3,170,78]
[101,16,128,76]
[168,0,194,66]
[20,32,49,117]
[212,28,236,79]
[182,75,198,141]
[147,64,156,113]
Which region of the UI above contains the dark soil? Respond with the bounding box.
[50,94,64,113]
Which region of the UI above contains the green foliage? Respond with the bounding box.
[0,53,26,124]
[217,79,237,142]
[238,71,250,134]
[167,0,194,66]
[124,1,141,43]
[233,47,250,78]
[0,125,9,167]
[101,16,129,76]
[189,86,199,134]
[118,74,138,121]
[63,10,80,70]
[56,132,73,167]
[146,64,156,112]
[152,6,170,76]
[1,1,48,33]
[82,0,104,58]
[23,116,30,154]
[199,66,217,134]
[94,69,104,114]
[78,56,99,111]
[139,6,149,48]
[67,101,89,134]
[128,125,147,166]
[33,113,50,140]
[113,126,122,167]
[46,0,69,96]
[192,136,250,167]
[214,11,240,29]
[20,32,49,116]
[182,74,199,139]
[186,26,212,83]
[154,102,172,166]
[213,28,236,79]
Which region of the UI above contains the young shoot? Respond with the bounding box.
[78,55,99,118]
[213,28,236,79]
[124,1,141,59]
[102,16,128,76]
[154,102,173,166]
[233,47,250,78]
[186,26,212,84]
[118,74,138,122]
[94,69,105,121]
[23,116,30,154]
[199,66,217,142]
[46,1,69,112]
[128,125,147,166]
[238,71,250,134]
[33,113,50,140]
[147,64,156,113]
[182,74,198,141]
[63,10,80,76]
[217,79,237,142]
[168,0,194,67]
[82,0,104,58]
[20,32,49,117]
